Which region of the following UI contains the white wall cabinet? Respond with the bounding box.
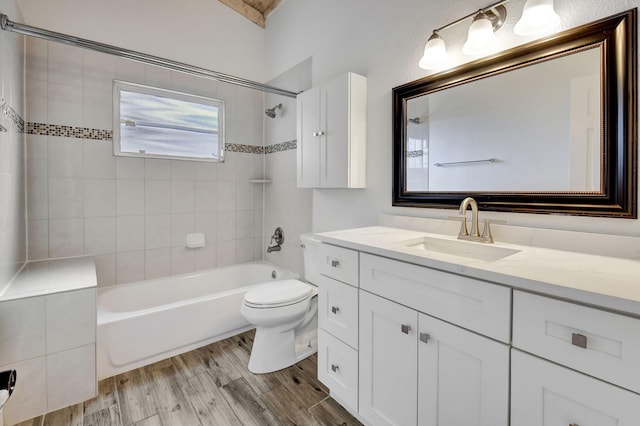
[358,290,509,426]
[296,72,366,188]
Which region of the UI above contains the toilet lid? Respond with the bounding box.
[244,280,314,308]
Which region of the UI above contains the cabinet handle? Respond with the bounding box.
[419,332,431,343]
[313,131,325,137]
[401,324,411,334]
[331,364,339,372]
[331,259,340,267]
[331,306,340,314]
[569,424,580,426]
[571,333,587,349]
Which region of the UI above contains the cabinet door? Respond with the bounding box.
[418,313,509,426]
[511,349,640,426]
[296,85,321,188]
[359,291,418,426]
[320,73,349,188]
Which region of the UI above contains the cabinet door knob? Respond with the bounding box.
[401,324,411,334]
[331,364,339,372]
[331,259,340,267]
[313,131,325,137]
[331,306,340,314]
[571,333,587,349]
[419,332,431,343]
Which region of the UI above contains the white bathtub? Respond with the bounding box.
[97,262,298,379]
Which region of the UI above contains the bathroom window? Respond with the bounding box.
[113,80,225,162]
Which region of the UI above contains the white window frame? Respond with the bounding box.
[113,80,225,162]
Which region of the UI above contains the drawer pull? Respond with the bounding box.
[571,333,587,349]
[331,259,340,267]
[331,306,340,314]
[419,332,431,344]
[331,364,339,372]
[401,324,411,334]
[569,424,579,426]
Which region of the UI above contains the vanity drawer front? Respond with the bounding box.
[360,253,511,343]
[319,244,359,286]
[511,349,640,426]
[513,291,640,393]
[318,275,358,349]
[318,329,358,413]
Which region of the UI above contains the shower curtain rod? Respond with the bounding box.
[0,14,298,98]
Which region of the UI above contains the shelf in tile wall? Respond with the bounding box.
[249,178,273,183]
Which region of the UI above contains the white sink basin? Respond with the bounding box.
[400,236,521,262]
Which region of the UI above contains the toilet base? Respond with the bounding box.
[248,326,318,374]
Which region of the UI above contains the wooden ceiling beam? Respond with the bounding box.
[218,0,265,28]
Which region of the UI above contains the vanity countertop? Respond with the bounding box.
[0,256,97,302]
[315,226,640,316]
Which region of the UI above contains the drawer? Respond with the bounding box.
[318,329,358,413]
[513,291,640,393]
[360,253,511,343]
[318,244,359,286]
[511,350,640,425]
[318,275,358,349]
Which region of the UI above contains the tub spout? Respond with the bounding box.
[266,245,281,253]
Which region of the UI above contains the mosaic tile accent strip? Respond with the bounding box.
[225,142,264,154]
[264,139,297,154]
[0,98,25,133]
[26,122,113,140]
[407,150,424,158]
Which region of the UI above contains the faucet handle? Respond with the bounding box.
[481,219,506,243]
[448,215,468,236]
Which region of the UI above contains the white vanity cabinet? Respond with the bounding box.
[317,244,360,413]
[296,72,366,188]
[511,290,640,425]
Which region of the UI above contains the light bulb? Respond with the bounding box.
[462,12,498,56]
[419,32,448,70]
[514,0,561,36]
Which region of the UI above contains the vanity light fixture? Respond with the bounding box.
[418,0,561,70]
[514,0,561,36]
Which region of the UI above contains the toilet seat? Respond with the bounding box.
[244,279,314,308]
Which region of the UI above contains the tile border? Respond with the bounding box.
[0,98,25,133]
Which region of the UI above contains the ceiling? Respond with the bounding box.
[218,0,283,28]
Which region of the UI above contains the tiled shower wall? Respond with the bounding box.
[263,59,313,276]
[0,0,26,288]
[25,37,266,285]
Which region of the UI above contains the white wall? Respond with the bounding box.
[16,0,266,82]
[265,0,640,237]
[0,0,26,289]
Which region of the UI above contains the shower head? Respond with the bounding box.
[265,103,282,118]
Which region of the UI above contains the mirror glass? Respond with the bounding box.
[393,9,636,218]
[405,47,601,193]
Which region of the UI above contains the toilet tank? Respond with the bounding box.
[300,234,322,285]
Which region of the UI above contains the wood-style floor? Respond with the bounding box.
[16,330,361,426]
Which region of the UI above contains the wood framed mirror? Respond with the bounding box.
[392,9,637,218]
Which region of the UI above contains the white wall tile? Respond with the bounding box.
[28,219,49,260]
[115,157,144,179]
[195,212,217,244]
[49,218,84,258]
[25,79,48,123]
[84,87,112,129]
[26,135,48,177]
[25,36,47,82]
[1,356,47,426]
[116,179,145,215]
[84,216,116,255]
[48,82,83,126]
[145,159,171,180]
[94,254,116,287]
[46,288,96,353]
[83,140,115,179]
[171,160,195,180]
[236,238,255,263]
[84,179,115,217]
[194,246,216,271]
[47,344,96,411]
[195,162,217,181]
[145,180,171,214]
[83,50,115,92]
[216,211,236,242]
[236,210,254,240]
[216,240,236,267]
[171,246,195,275]
[216,152,236,181]
[145,214,171,249]
[145,248,171,279]
[48,138,83,178]
[27,177,48,219]
[216,180,236,212]
[144,65,171,87]
[195,180,217,212]
[171,213,195,247]
[171,180,195,213]
[0,297,46,365]
[48,178,84,219]
[116,215,145,252]
[236,181,254,211]
[116,250,145,284]
[115,58,144,83]
[170,71,195,93]
[48,42,83,88]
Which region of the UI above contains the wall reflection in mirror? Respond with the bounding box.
[405,47,601,193]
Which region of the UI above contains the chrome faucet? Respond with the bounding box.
[267,227,284,253]
[455,197,504,243]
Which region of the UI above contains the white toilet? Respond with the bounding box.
[241,234,321,374]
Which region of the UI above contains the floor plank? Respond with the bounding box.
[25,330,360,426]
